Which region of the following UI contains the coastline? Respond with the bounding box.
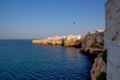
[32,29,106,80]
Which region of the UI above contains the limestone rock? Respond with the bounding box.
[91,52,107,80]
[32,35,84,47]
[64,39,82,47]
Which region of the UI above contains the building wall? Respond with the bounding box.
[105,0,120,80]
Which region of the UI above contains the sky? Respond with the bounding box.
[0,0,106,39]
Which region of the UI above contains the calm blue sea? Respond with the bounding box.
[0,40,92,80]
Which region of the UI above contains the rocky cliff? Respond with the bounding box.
[32,29,104,49]
[80,29,104,54]
[91,50,107,80]
[32,35,85,47]
[32,29,105,80]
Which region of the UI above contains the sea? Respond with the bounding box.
[0,40,93,80]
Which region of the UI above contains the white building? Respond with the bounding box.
[105,0,120,80]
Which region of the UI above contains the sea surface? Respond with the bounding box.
[0,40,92,80]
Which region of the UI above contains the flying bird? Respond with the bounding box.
[73,21,76,24]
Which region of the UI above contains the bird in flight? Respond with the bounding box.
[73,21,76,24]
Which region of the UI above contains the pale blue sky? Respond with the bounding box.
[0,0,106,39]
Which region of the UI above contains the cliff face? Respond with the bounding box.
[32,40,48,45]
[80,30,105,80]
[63,35,84,47]
[32,30,104,49]
[80,30,104,54]
[32,39,63,45]
[84,30,104,47]
[91,50,107,80]
[32,36,64,45]
[32,35,84,47]
[64,39,82,47]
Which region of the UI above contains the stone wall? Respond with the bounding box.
[105,0,120,43]
[106,42,120,80]
[105,0,120,80]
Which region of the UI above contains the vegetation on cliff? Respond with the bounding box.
[101,49,107,63]
[96,72,106,80]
